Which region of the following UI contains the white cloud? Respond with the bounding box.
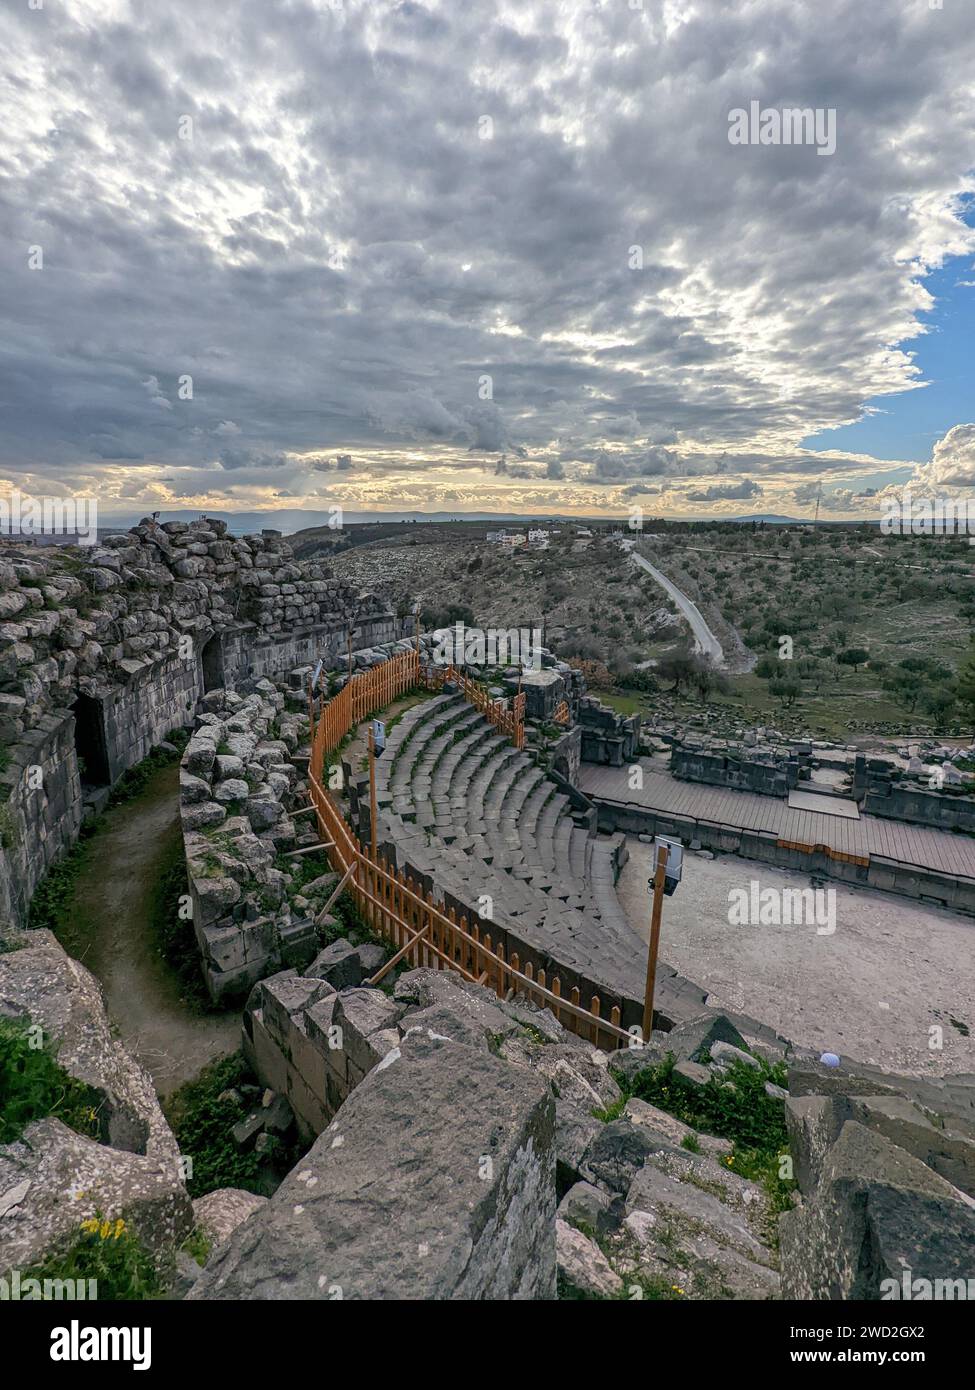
[0,0,973,518]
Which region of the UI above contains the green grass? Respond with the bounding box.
[107,732,188,809]
[27,832,93,932]
[0,1016,103,1145]
[181,1227,213,1268]
[163,1052,307,1199]
[162,1053,263,1198]
[149,827,213,1011]
[600,691,647,718]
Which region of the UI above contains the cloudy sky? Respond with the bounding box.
[2,0,974,521]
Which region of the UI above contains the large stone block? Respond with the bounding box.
[332,988,404,1079]
[780,1121,975,1299]
[189,1031,556,1300]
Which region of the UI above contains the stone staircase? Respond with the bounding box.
[373,694,646,1003]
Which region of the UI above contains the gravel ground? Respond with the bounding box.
[615,837,975,1077]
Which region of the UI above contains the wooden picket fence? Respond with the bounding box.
[307,653,630,1049]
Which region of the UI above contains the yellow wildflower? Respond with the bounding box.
[112,1218,126,1240]
[80,1218,100,1235]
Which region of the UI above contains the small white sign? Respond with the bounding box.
[372,719,386,752]
[656,836,682,875]
[648,836,683,896]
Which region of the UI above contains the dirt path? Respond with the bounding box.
[617,837,975,1077]
[57,764,240,1097]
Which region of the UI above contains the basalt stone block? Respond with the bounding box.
[333,988,404,1078]
[189,1031,555,1300]
[846,1094,975,1200]
[554,1101,602,1193]
[784,1094,848,1196]
[779,1121,975,1300]
[557,1179,615,1236]
[214,778,249,804]
[260,972,328,1052]
[279,919,319,971]
[183,801,227,832]
[662,1012,749,1064]
[583,1119,664,1195]
[556,1219,623,1298]
[0,1119,193,1272]
[351,942,387,980]
[245,796,282,831]
[305,939,361,990]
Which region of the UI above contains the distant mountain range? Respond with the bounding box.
[44,505,873,539]
[96,508,582,535]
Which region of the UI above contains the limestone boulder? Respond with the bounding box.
[556,1219,622,1298]
[0,1119,193,1271]
[0,930,180,1164]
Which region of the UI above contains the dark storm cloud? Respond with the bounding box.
[684,479,762,503]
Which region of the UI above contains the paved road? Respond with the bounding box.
[627,544,724,666]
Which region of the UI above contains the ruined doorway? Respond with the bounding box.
[201,633,225,693]
[72,694,110,787]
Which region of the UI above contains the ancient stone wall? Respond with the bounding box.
[590,794,975,916]
[0,520,393,927]
[180,682,325,1002]
[577,696,640,766]
[195,969,564,1299]
[865,781,975,833]
[671,742,795,796]
[0,710,82,924]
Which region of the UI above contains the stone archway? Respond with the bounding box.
[72,693,110,787]
[201,633,225,693]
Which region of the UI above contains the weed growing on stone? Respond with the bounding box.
[23,1215,162,1300]
[26,831,94,932]
[164,1052,307,1199]
[0,1016,102,1144]
[614,1054,796,1214]
[180,1227,213,1268]
[149,831,213,1011]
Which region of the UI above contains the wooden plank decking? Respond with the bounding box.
[578,760,975,879]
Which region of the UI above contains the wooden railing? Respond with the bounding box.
[427,664,526,749]
[307,654,630,1049]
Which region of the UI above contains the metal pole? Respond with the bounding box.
[642,843,668,1042]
